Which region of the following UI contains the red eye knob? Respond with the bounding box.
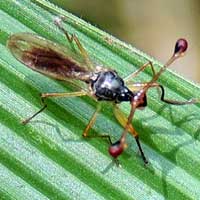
[109,141,124,158]
[174,38,188,55]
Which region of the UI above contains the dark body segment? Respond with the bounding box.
[91,71,133,103]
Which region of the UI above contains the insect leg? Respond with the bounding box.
[128,81,200,105]
[113,104,148,164]
[124,61,156,84]
[82,103,112,144]
[128,81,200,106]
[156,84,200,105]
[54,17,94,70]
[22,91,88,124]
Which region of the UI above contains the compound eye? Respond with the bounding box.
[109,141,124,158]
[174,38,188,56]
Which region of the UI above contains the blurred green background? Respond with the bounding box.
[50,0,200,83]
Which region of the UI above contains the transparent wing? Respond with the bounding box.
[7,33,92,82]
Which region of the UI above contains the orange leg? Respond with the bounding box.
[127,82,200,105]
[124,61,156,84]
[113,104,148,164]
[82,103,112,144]
[54,17,94,70]
[22,91,88,124]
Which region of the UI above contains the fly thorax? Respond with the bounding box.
[91,71,132,102]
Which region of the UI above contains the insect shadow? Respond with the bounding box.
[136,103,200,198]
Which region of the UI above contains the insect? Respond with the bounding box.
[7,17,199,165]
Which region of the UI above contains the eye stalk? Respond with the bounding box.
[144,38,189,88]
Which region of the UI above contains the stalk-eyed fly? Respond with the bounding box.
[7,17,199,164]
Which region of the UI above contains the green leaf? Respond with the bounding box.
[0,0,200,199]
